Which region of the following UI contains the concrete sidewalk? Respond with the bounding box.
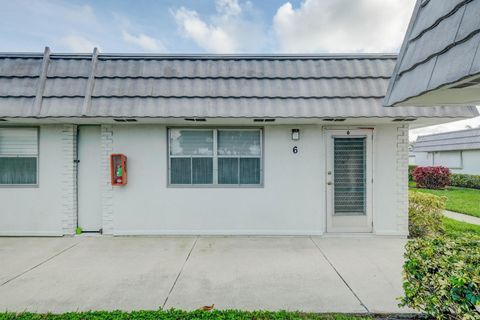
[0,236,411,314]
[444,210,480,225]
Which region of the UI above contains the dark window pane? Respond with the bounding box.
[192,158,213,184]
[170,158,191,184]
[240,158,261,184]
[218,158,239,184]
[0,157,37,184]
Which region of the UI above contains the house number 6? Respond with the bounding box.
[293,146,298,154]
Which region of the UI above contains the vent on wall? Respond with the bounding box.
[0,119,7,122]
[253,119,276,122]
[323,118,346,122]
[113,118,138,122]
[392,118,417,122]
[450,76,480,89]
[184,118,206,122]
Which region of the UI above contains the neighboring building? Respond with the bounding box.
[385,0,480,106]
[412,128,480,174]
[0,49,478,236]
[408,153,417,166]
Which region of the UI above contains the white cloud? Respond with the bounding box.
[273,0,415,53]
[122,31,165,52]
[216,0,242,16]
[171,0,267,53]
[62,35,99,52]
[172,7,236,53]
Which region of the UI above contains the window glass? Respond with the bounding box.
[192,158,213,184]
[170,130,213,156]
[218,131,261,156]
[218,158,239,184]
[239,158,261,184]
[169,129,261,186]
[0,128,38,185]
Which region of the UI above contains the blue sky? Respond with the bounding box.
[1,0,415,54]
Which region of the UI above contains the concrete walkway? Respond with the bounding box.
[444,210,480,225]
[0,236,412,314]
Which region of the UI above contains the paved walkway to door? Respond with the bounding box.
[0,236,413,314]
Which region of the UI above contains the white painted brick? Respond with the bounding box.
[101,124,114,235]
[61,124,77,235]
[395,124,409,235]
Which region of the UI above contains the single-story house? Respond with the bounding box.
[0,48,478,236]
[385,0,480,106]
[412,128,480,174]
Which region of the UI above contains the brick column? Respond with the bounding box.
[61,124,77,235]
[101,125,114,234]
[396,124,409,235]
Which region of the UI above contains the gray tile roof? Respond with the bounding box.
[385,0,480,106]
[414,128,480,152]
[0,48,477,118]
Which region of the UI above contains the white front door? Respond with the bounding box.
[77,126,102,232]
[326,129,373,233]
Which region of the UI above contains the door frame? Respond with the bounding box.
[325,129,374,233]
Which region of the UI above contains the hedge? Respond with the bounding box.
[400,236,480,319]
[450,173,480,190]
[408,191,445,238]
[0,310,371,320]
[412,166,451,189]
[408,165,417,182]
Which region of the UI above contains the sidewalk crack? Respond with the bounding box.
[162,237,198,309]
[0,240,82,287]
[310,237,370,313]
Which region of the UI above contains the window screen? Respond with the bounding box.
[0,127,38,185]
[333,137,366,215]
[169,129,262,186]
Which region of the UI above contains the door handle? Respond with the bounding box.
[327,181,333,185]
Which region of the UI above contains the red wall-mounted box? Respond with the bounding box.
[110,154,127,186]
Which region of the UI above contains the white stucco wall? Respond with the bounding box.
[0,123,408,236]
[413,149,480,175]
[0,125,73,236]
[106,124,407,236]
[109,125,325,235]
[453,150,480,175]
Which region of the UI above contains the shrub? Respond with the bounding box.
[413,166,451,189]
[408,191,445,238]
[400,236,480,319]
[408,165,417,182]
[451,173,480,190]
[0,310,371,320]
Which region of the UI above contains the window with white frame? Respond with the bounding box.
[0,127,39,185]
[169,128,262,186]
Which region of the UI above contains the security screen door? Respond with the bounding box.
[326,129,373,233]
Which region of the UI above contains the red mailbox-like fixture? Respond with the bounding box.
[110,154,127,186]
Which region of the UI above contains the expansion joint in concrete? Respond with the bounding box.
[162,237,198,309]
[309,237,370,313]
[0,240,82,288]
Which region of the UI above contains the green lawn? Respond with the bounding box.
[0,310,373,320]
[443,217,480,238]
[409,182,480,218]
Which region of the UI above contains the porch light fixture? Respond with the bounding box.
[292,129,300,141]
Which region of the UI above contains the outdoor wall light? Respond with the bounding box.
[292,129,300,141]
